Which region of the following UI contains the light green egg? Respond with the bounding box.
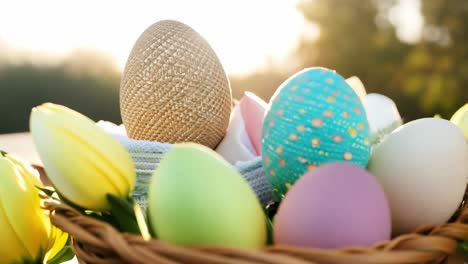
[147,143,266,248]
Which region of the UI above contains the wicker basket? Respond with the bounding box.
[43,189,468,264]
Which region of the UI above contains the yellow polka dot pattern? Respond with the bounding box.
[261,67,371,201]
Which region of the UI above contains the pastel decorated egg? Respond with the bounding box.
[368,118,468,234]
[262,67,371,200]
[120,20,232,149]
[274,163,391,248]
[451,103,468,139]
[148,143,266,248]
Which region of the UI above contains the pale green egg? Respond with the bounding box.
[147,143,266,248]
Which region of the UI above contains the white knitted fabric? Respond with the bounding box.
[235,157,273,205]
[97,121,273,211]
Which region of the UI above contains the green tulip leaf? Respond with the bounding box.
[36,185,56,198]
[265,214,274,245]
[12,256,39,264]
[54,189,89,213]
[85,210,116,225]
[11,247,45,264]
[107,194,142,236]
[46,237,75,264]
[264,201,279,220]
[263,202,277,245]
[36,184,89,214]
[457,241,468,255]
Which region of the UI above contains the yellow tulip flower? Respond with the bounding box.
[30,103,135,211]
[451,103,468,140]
[0,152,67,264]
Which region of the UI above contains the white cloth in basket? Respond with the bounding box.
[97,121,273,210]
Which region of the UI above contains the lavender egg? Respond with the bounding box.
[274,162,391,249]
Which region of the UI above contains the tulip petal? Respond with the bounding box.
[44,226,70,262]
[32,123,122,210]
[0,158,50,261]
[30,103,135,211]
[2,153,70,263]
[5,153,43,187]
[33,103,134,190]
[0,197,30,263]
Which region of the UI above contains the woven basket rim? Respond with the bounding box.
[42,187,468,264]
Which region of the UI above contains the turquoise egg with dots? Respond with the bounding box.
[261,67,371,201]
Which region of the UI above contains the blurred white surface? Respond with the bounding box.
[63,257,78,263]
[0,132,42,165]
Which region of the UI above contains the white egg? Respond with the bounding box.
[363,93,402,134]
[368,118,468,235]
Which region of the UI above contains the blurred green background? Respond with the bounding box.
[1,0,467,134]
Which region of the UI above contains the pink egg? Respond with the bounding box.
[239,92,267,156]
[274,162,391,249]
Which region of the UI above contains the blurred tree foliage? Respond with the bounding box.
[399,0,468,119]
[0,51,121,133]
[1,0,467,133]
[297,0,409,94]
[232,0,467,121]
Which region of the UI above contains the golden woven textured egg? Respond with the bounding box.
[120,20,232,148]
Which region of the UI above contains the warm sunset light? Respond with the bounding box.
[0,0,307,75]
[0,0,465,135]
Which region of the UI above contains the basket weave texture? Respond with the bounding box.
[44,190,468,264]
[120,20,232,149]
